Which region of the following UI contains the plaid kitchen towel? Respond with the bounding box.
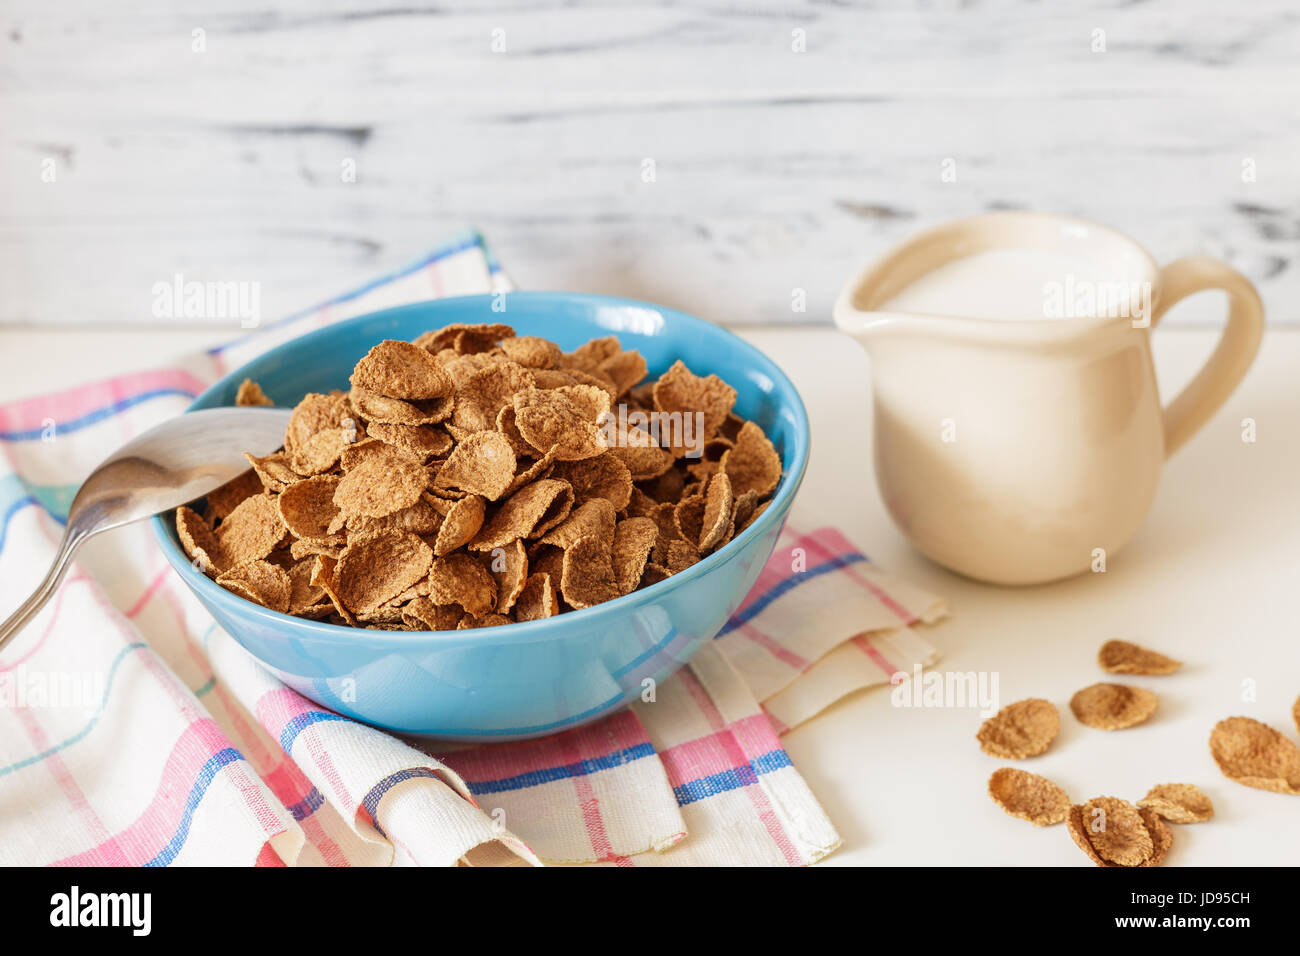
[0,231,946,866]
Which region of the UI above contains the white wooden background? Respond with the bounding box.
[2,0,1297,329]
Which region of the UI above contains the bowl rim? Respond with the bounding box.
[150,290,811,647]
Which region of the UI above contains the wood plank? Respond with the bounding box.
[2,1,1296,326]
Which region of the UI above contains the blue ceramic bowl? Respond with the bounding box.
[152,292,809,740]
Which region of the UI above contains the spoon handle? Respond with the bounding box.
[0,527,86,655]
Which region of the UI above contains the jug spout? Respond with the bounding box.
[832,295,946,354]
[833,299,893,349]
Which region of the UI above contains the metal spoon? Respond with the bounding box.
[0,406,291,653]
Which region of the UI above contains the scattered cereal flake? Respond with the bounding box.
[721,421,782,497]
[1076,796,1154,866]
[512,386,610,461]
[215,494,286,567]
[539,498,617,552]
[433,431,517,500]
[278,475,341,539]
[560,533,619,608]
[451,361,536,433]
[550,454,633,512]
[612,517,658,595]
[334,529,433,615]
[1098,640,1182,675]
[987,767,1070,826]
[217,559,291,613]
[428,552,498,617]
[470,478,574,550]
[977,698,1059,758]
[433,494,486,556]
[1137,783,1214,823]
[515,572,559,622]
[1209,716,1300,795]
[1070,683,1159,730]
[698,471,734,553]
[1138,808,1173,866]
[334,449,429,518]
[177,505,225,573]
[500,335,562,369]
[236,378,274,407]
[350,340,455,400]
[1067,801,1170,868]
[1065,804,1107,866]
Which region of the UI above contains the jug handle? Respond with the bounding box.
[1149,257,1264,457]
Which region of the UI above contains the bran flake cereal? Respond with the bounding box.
[1069,683,1159,730]
[1068,796,1154,867]
[1098,640,1182,676]
[1209,716,1300,795]
[1137,783,1214,823]
[976,698,1059,759]
[987,768,1070,826]
[178,324,785,630]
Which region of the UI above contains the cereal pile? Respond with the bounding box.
[176,323,783,630]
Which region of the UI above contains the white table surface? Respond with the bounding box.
[1,323,1296,866]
